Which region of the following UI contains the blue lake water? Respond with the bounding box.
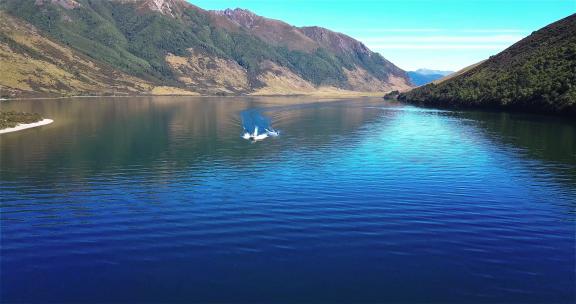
[1,97,574,303]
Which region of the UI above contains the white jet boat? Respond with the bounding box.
[242,126,269,141]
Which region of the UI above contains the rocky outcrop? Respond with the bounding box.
[213,8,318,52]
[299,26,371,56]
[35,0,80,9]
[113,0,196,17]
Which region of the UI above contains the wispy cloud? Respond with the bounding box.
[350,28,444,33]
[456,29,527,33]
[345,28,527,34]
[347,28,528,51]
[355,29,528,51]
[360,35,524,43]
[370,44,514,50]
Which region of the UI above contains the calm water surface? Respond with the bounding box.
[1,97,575,303]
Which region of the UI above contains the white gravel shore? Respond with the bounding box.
[0,119,54,134]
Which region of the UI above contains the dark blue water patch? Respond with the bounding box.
[0,97,574,303]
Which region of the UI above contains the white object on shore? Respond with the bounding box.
[0,119,53,134]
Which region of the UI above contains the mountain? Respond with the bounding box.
[0,10,178,98]
[399,14,576,115]
[408,69,453,86]
[0,0,411,98]
[213,8,318,52]
[412,69,453,76]
[214,8,411,92]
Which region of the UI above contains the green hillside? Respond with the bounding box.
[0,0,411,96]
[398,14,576,115]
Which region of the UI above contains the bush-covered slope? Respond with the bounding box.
[213,8,411,91]
[398,14,576,115]
[0,0,411,96]
[0,11,160,98]
[0,111,42,129]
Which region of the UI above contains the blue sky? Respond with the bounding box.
[190,0,575,71]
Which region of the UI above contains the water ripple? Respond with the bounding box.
[1,97,574,303]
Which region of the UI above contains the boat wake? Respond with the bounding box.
[240,109,280,142]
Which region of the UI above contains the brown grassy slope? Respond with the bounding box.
[0,12,153,98]
[165,49,250,95]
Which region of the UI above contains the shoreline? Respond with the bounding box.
[0,92,389,101]
[0,119,54,134]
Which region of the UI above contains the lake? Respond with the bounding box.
[1,97,574,303]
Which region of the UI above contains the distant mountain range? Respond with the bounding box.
[399,14,576,115]
[0,0,412,98]
[412,69,453,76]
[407,69,453,86]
